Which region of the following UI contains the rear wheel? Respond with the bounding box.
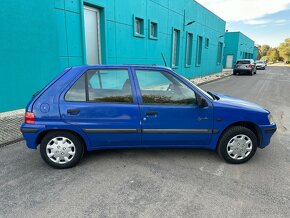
[40,131,84,169]
[217,126,257,164]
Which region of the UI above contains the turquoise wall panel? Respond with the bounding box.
[0,0,226,112]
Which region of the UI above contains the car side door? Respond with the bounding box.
[133,68,214,147]
[59,67,141,148]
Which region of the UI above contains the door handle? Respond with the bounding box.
[146,111,158,116]
[197,117,208,121]
[67,109,80,115]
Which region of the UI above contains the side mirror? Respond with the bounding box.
[197,96,208,108]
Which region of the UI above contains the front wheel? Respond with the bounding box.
[40,131,84,169]
[217,126,257,164]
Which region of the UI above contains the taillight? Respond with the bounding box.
[25,112,35,124]
[247,64,252,68]
[234,64,237,68]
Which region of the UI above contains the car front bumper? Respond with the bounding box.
[259,123,277,148]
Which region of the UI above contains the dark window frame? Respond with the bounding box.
[196,35,203,66]
[205,38,209,48]
[149,20,158,40]
[171,28,181,68]
[185,32,193,67]
[133,15,145,38]
[217,42,223,65]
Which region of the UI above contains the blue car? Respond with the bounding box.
[21,65,276,169]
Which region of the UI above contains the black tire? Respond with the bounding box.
[233,71,237,75]
[217,126,257,164]
[40,131,84,169]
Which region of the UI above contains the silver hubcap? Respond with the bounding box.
[46,137,76,164]
[226,134,253,160]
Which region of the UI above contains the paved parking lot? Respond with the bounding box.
[0,66,289,218]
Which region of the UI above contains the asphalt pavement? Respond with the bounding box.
[0,66,289,218]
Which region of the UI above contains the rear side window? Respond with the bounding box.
[237,60,250,64]
[65,74,86,102]
[65,69,133,103]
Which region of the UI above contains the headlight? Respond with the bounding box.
[268,114,274,124]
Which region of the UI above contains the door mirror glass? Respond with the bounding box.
[197,95,208,108]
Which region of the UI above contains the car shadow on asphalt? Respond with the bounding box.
[80,148,221,166]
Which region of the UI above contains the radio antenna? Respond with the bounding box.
[161,53,167,67]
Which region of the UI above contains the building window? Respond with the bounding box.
[149,20,158,39]
[185,33,193,67]
[196,36,203,66]
[133,16,144,37]
[205,38,209,48]
[172,29,180,68]
[217,42,223,65]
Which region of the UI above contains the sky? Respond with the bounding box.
[195,0,290,47]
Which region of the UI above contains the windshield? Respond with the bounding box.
[237,60,250,64]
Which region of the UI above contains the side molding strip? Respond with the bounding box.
[141,129,214,134]
[83,129,139,133]
[82,129,219,134]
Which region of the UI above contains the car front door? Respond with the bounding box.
[59,67,141,148]
[133,68,214,147]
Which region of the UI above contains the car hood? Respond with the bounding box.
[212,92,269,113]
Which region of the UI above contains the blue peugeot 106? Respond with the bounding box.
[21,65,276,169]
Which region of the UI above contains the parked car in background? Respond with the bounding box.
[21,65,276,169]
[255,60,266,70]
[233,59,257,75]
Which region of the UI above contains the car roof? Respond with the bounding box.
[70,64,172,71]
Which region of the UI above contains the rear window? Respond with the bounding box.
[237,60,250,64]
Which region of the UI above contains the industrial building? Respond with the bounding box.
[0,0,226,112]
[223,31,257,69]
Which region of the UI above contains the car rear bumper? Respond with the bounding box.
[20,123,46,149]
[233,69,253,75]
[259,123,277,148]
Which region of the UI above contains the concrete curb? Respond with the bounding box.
[196,74,232,86]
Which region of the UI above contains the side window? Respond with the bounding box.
[65,69,133,104]
[136,70,196,105]
[87,69,133,103]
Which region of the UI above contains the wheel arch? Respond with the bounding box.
[36,129,88,151]
[217,121,261,149]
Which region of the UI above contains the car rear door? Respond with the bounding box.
[132,67,214,147]
[59,67,141,148]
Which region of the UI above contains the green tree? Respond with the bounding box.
[256,45,262,60]
[268,48,280,62]
[278,38,290,62]
[260,44,271,57]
